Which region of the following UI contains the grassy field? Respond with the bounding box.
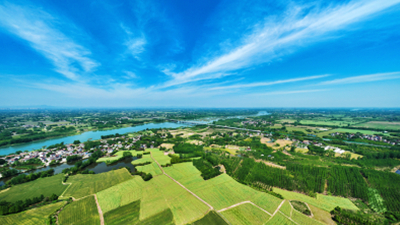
[0,201,65,225]
[63,168,132,199]
[191,211,228,225]
[279,201,292,217]
[160,143,175,149]
[163,162,204,186]
[317,128,388,137]
[291,210,323,225]
[274,188,358,212]
[97,176,146,213]
[148,149,172,166]
[131,154,153,165]
[300,120,358,127]
[0,174,67,202]
[221,203,271,225]
[353,121,400,130]
[59,195,100,225]
[104,200,140,225]
[266,212,296,225]
[96,150,141,163]
[308,204,336,225]
[136,162,163,176]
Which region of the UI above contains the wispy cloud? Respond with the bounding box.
[320,72,400,85]
[208,74,329,90]
[0,2,98,80]
[255,89,327,96]
[164,0,400,87]
[123,71,139,79]
[120,24,146,59]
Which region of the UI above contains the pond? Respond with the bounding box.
[0,157,137,186]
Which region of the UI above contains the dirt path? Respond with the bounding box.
[217,201,273,216]
[253,158,286,170]
[150,152,214,210]
[303,202,314,218]
[272,200,286,216]
[94,194,104,225]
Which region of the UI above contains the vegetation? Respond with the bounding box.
[58,195,100,225]
[191,210,228,225]
[290,201,311,216]
[221,203,271,225]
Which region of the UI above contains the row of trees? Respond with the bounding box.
[0,193,58,215]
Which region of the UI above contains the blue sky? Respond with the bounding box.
[0,0,400,107]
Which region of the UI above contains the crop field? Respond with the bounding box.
[221,203,271,225]
[274,188,358,212]
[192,210,228,225]
[300,119,358,127]
[368,188,387,213]
[266,212,296,225]
[136,162,163,176]
[97,176,146,213]
[353,121,400,130]
[59,195,100,225]
[160,143,175,149]
[104,200,140,225]
[0,174,67,202]
[291,210,323,225]
[63,168,132,199]
[308,204,336,225]
[317,128,388,137]
[0,201,65,225]
[163,162,204,186]
[280,201,292,217]
[140,175,209,224]
[149,149,172,166]
[96,150,141,163]
[131,154,153,165]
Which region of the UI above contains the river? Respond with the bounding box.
[0,122,189,155]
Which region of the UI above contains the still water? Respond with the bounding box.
[0,122,188,155]
[0,157,137,186]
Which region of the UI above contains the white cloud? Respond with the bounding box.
[123,71,139,79]
[120,24,146,58]
[0,3,99,80]
[254,89,327,96]
[208,74,329,90]
[319,72,400,85]
[165,0,400,87]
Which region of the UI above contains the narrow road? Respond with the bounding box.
[150,152,214,210]
[94,194,105,225]
[272,200,286,216]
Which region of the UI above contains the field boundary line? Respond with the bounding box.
[150,152,214,210]
[217,201,273,216]
[60,182,72,198]
[278,211,300,225]
[94,194,104,225]
[272,199,285,216]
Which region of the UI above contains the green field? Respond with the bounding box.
[104,200,141,225]
[291,210,323,225]
[97,176,146,213]
[266,212,296,225]
[63,168,132,199]
[136,162,163,176]
[131,154,153,165]
[220,203,271,225]
[274,188,358,212]
[191,211,228,225]
[300,119,359,127]
[308,204,336,225]
[96,150,141,163]
[317,128,388,137]
[353,121,400,130]
[59,195,100,225]
[148,149,172,166]
[0,174,67,203]
[279,201,292,217]
[0,201,65,225]
[164,163,282,213]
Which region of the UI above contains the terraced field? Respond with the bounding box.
[0,201,65,225]
[63,168,132,199]
[59,195,100,225]
[0,174,67,202]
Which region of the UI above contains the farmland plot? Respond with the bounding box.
[221,203,271,225]
[59,195,100,225]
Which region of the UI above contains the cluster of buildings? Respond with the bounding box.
[330,132,399,145]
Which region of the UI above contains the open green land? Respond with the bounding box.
[317,128,388,137]
[265,212,296,225]
[104,200,141,225]
[307,204,336,225]
[63,168,132,199]
[300,119,359,127]
[280,201,292,217]
[0,201,65,225]
[274,188,358,212]
[136,162,163,176]
[96,150,141,163]
[191,210,228,225]
[291,210,323,225]
[59,195,100,225]
[0,174,67,202]
[354,121,400,130]
[131,154,153,165]
[97,176,146,213]
[220,203,271,225]
[164,163,282,213]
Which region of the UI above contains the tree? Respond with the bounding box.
[73,140,81,144]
